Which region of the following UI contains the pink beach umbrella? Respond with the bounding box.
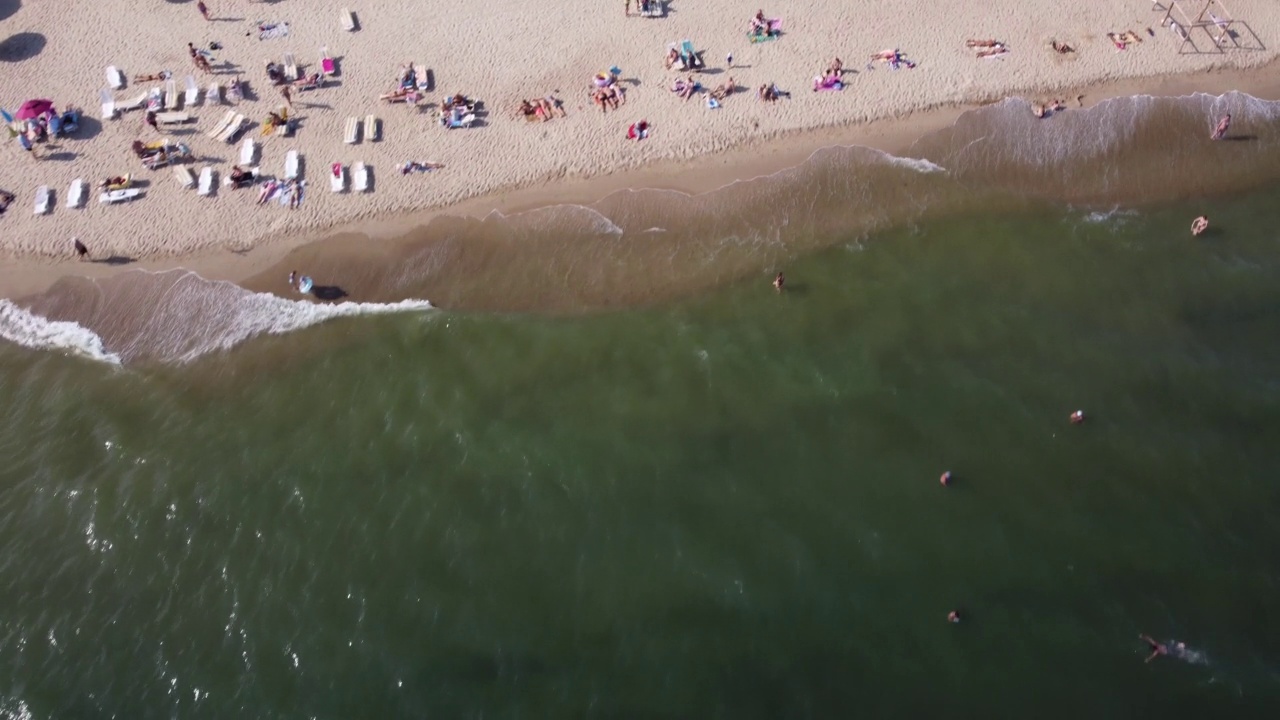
[14,99,54,121]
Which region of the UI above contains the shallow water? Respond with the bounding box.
[2,92,1280,716]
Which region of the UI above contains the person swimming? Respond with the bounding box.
[1211,114,1231,140]
[1140,634,1167,662]
[1191,216,1209,236]
[940,471,952,486]
[1070,410,1085,424]
[773,271,785,291]
[948,610,961,623]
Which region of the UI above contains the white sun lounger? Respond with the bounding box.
[155,111,191,125]
[240,137,257,165]
[119,92,148,113]
[175,165,196,188]
[107,65,125,89]
[330,164,346,193]
[207,110,235,139]
[218,114,246,143]
[207,82,223,105]
[197,167,215,196]
[66,179,86,208]
[364,115,379,141]
[283,52,298,80]
[284,149,301,179]
[342,8,357,31]
[344,117,360,144]
[99,188,141,204]
[184,75,201,107]
[33,185,50,215]
[164,78,180,110]
[353,162,369,192]
[100,89,117,120]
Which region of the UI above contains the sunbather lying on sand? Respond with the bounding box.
[293,73,321,88]
[401,161,445,174]
[1107,31,1143,49]
[380,88,420,103]
[827,57,844,75]
[665,47,681,70]
[519,98,565,121]
[133,71,172,83]
[711,77,738,100]
[671,77,698,100]
[266,62,284,84]
[591,85,624,111]
[1031,99,1067,118]
[1051,40,1075,54]
[976,45,1008,58]
[966,39,1002,48]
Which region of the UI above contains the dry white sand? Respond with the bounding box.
[1,0,1278,266]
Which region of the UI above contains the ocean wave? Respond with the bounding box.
[0,300,122,365]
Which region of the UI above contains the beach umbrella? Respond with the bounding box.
[14,99,54,120]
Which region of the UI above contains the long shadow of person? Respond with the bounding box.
[312,285,348,301]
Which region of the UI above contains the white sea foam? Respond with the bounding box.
[0,299,122,365]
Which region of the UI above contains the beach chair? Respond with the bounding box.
[107,65,125,90]
[99,188,141,204]
[353,162,369,192]
[33,186,50,215]
[207,82,223,105]
[283,52,298,81]
[155,111,191,125]
[164,78,180,110]
[240,137,257,165]
[364,115,379,142]
[66,179,87,209]
[197,167,215,196]
[320,46,336,77]
[207,110,235,139]
[342,8,357,31]
[284,149,301,179]
[330,163,346,193]
[344,117,360,144]
[219,114,247,143]
[100,89,117,120]
[184,76,201,107]
[175,165,196,188]
[119,92,148,113]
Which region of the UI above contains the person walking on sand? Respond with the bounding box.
[197,1,210,21]
[73,238,89,261]
[144,110,158,132]
[280,85,294,110]
[1211,114,1231,140]
[1191,216,1209,236]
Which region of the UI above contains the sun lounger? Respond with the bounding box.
[330,163,346,193]
[99,188,141,204]
[207,82,223,105]
[240,137,257,165]
[207,110,235,139]
[33,185,50,215]
[320,46,336,77]
[66,179,86,208]
[100,89,117,120]
[119,92,148,113]
[218,114,247,143]
[283,52,298,80]
[107,65,125,90]
[197,167,215,196]
[353,162,369,192]
[284,149,301,179]
[184,76,200,107]
[344,117,360,144]
[342,8,357,31]
[174,165,196,188]
[164,78,180,110]
[364,115,379,142]
[155,111,191,125]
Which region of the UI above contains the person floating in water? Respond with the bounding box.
[947,610,961,623]
[1140,634,1168,662]
[1211,114,1231,140]
[1070,410,1086,424]
[773,271,785,291]
[939,470,952,487]
[1191,216,1209,236]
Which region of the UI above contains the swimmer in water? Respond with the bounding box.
[1191,216,1209,236]
[940,470,952,487]
[773,271,785,291]
[1070,410,1085,424]
[1211,113,1231,140]
[1140,634,1168,663]
[948,610,961,623]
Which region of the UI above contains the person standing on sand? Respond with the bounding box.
[280,85,293,110]
[73,238,89,261]
[144,110,158,131]
[197,1,210,21]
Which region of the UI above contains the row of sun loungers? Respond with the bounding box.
[329,163,370,192]
[343,115,379,144]
[205,110,248,142]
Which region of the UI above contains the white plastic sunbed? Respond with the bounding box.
[197,167,215,196]
[155,111,191,125]
[33,186,50,215]
[353,162,369,192]
[284,150,301,179]
[218,114,246,143]
[164,78,180,110]
[364,115,379,142]
[330,163,346,193]
[240,137,257,165]
[107,65,125,90]
[207,110,236,139]
[99,188,141,204]
[184,75,200,107]
[119,92,148,113]
[342,8,357,31]
[344,117,360,144]
[100,89,117,120]
[66,179,86,208]
[175,165,196,188]
[207,82,223,105]
[283,52,298,80]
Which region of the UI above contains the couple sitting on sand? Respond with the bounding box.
[670,76,700,100]
[518,96,567,121]
[759,83,785,102]
[813,59,845,91]
[592,85,625,111]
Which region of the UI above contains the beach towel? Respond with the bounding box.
[258,22,290,41]
[706,96,720,109]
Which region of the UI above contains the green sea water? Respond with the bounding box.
[2,184,1279,717]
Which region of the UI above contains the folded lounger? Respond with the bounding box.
[241,137,257,165]
[67,179,87,208]
[283,52,298,81]
[344,117,360,144]
[100,89,117,120]
[284,149,301,179]
[185,75,201,107]
[33,185,51,215]
[197,167,215,196]
[107,65,125,90]
[99,188,141,204]
[364,115,378,141]
[164,78,180,110]
[353,162,369,192]
[342,8,357,32]
[175,165,196,188]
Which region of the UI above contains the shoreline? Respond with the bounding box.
[6,61,1280,302]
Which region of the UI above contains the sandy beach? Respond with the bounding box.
[2,0,1279,296]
